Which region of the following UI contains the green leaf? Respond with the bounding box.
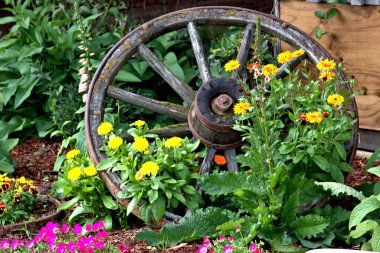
[291,214,329,239]
[173,192,186,204]
[134,229,163,246]
[127,196,140,215]
[58,196,80,210]
[335,131,353,141]
[326,8,338,19]
[0,16,17,25]
[314,10,326,19]
[368,166,380,177]
[313,155,330,172]
[281,191,299,225]
[350,220,379,238]
[315,182,365,200]
[96,157,118,171]
[349,195,380,229]
[372,226,380,251]
[315,27,323,39]
[83,13,103,26]
[147,189,158,203]
[0,160,14,174]
[332,141,346,160]
[0,39,17,50]
[53,155,66,171]
[115,70,142,82]
[152,194,166,221]
[366,147,380,170]
[69,205,95,223]
[101,195,118,210]
[14,78,38,109]
[329,163,344,183]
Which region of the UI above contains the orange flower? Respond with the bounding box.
[214,155,227,165]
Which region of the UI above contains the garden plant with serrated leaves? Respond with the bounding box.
[96,120,203,223]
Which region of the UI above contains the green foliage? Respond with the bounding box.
[136,207,237,247]
[315,182,365,200]
[290,214,330,239]
[365,147,380,170]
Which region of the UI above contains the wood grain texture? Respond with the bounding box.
[281,0,380,130]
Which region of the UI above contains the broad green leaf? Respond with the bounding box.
[332,141,346,160]
[173,192,186,204]
[335,131,353,141]
[291,214,329,239]
[326,8,338,19]
[329,163,344,183]
[281,191,299,225]
[96,157,118,171]
[368,166,380,177]
[152,194,166,221]
[127,196,140,215]
[115,70,141,82]
[14,79,38,109]
[349,195,380,229]
[0,16,17,25]
[0,160,14,173]
[313,155,330,172]
[103,214,113,230]
[366,147,380,170]
[314,10,326,19]
[372,226,380,251]
[0,39,17,50]
[53,155,66,171]
[101,195,118,210]
[83,13,103,26]
[315,182,365,200]
[350,220,379,238]
[58,196,80,210]
[315,27,323,39]
[69,205,95,223]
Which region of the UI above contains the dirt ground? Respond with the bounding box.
[4,138,380,252]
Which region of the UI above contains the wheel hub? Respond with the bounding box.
[188,77,244,149]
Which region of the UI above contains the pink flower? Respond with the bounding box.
[0,239,10,249]
[249,244,257,251]
[95,240,105,250]
[67,242,77,251]
[197,244,208,253]
[96,230,108,239]
[57,243,66,253]
[97,220,105,229]
[118,243,130,253]
[236,226,241,232]
[48,243,57,250]
[46,221,60,234]
[219,235,225,241]
[92,222,100,231]
[228,237,234,243]
[86,224,93,232]
[73,224,83,235]
[264,76,271,83]
[86,236,95,246]
[62,224,69,233]
[223,245,233,253]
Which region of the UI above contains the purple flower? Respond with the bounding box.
[95,240,105,250]
[223,245,233,253]
[73,224,83,235]
[197,244,208,253]
[67,241,77,251]
[62,224,69,233]
[86,236,95,246]
[48,243,57,250]
[56,243,66,253]
[46,221,60,234]
[0,239,10,249]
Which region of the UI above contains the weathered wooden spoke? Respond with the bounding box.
[224,148,239,172]
[200,147,217,175]
[138,44,196,104]
[107,85,188,122]
[232,23,255,79]
[275,53,307,79]
[187,21,212,84]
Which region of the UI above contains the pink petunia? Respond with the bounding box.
[223,245,233,253]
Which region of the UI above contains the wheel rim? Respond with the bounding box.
[85,6,359,222]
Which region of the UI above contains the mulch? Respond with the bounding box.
[3,137,380,252]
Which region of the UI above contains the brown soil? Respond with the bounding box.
[4,137,380,252]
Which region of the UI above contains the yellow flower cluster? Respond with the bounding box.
[132,136,149,153]
[277,49,305,64]
[97,122,114,135]
[68,167,82,181]
[135,161,159,181]
[233,101,251,115]
[165,137,183,148]
[305,111,323,124]
[262,64,279,77]
[108,136,123,150]
[327,94,344,107]
[132,120,146,127]
[66,149,80,160]
[84,166,97,176]
[0,174,34,195]
[317,59,336,82]
[224,59,240,72]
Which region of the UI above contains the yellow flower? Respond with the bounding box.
[144,150,150,155]
[327,94,345,107]
[135,161,159,181]
[66,149,80,160]
[277,51,294,64]
[68,167,82,181]
[165,137,183,148]
[305,111,323,124]
[233,101,251,115]
[292,49,305,58]
[97,122,114,135]
[316,59,336,71]
[262,64,279,77]
[108,136,123,150]
[132,136,149,153]
[224,59,240,72]
[84,166,97,176]
[319,71,335,82]
[132,120,146,127]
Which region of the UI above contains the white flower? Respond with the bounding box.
[78,82,88,93]
[79,67,86,75]
[82,93,88,102]
[80,73,89,83]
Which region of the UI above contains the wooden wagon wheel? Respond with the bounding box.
[85,6,359,223]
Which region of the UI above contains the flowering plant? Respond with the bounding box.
[0,220,131,252]
[0,174,40,225]
[54,149,119,227]
[96,120,203,223]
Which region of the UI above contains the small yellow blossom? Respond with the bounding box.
[135,161,159,181]
[66,149,80,160]
[97,122,114,135]
[132,136,149,153]
[317,59,336,71]
[327,94,345,107]
[277,51,294,64]
[132,120,146,127]
[292,49,305,58]
[262,64,279,77]
[84,166,97,176]
[68,167,82,181]
[305,111,323,124]
[233,101,251,115]
[144,150,150,155]
[319,71,335,82]
[108,136,123,150]
[224,59,240,72]
[165,137,183,148]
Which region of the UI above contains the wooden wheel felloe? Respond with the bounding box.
[85,6,359,222]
